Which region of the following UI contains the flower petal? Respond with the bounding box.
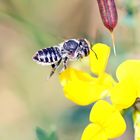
[59,68,101,105]
[81,123,108,140]
[90,43,110,75]
[90,100,126,139]
[59,68,94,86]
[63,81,108,105]
[110,78,137,110]
[59,69,114,105]
[116,60,140,97]
[97,73,116,90]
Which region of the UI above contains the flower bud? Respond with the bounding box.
[97,0,118,32]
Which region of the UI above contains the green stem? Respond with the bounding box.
[133,111,140,140]
[110,31,117,56]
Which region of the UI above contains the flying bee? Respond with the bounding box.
[32,39,97,78]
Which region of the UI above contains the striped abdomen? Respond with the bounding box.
[33,47,62,65]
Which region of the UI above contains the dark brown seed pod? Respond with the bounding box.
[97,0,118,32]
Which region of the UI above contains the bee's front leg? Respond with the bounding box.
[60,57,68,73]
[63,57,68,70]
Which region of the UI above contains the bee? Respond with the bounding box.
[32,39,97,78]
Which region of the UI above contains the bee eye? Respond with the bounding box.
[79,39,87,46]
[79,41,82,46]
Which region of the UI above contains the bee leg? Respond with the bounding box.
[64,58,68,70]
[48,59,62,79]
[49,64,56,79]
[60,57,68,73]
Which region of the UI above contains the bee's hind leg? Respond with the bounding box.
[49,64,57,79]
[48,59,62,79]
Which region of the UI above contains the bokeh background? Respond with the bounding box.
[0,0,140,140]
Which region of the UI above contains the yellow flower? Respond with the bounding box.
[81,100,126,140]
[59,43,140,110]
[59,43,115,105]
[59,43,140,140]
[110,60,140,110]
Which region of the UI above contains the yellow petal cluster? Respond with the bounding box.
[59,43,140,140]
[81,100,126,140]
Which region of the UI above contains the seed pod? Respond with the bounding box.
[97,0,118,32]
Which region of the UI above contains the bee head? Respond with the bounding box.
[63,39,79,58]
[78,39,90,57]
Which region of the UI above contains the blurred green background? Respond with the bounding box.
[0,0,140,140]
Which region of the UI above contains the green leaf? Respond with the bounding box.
[48,131,58,140]
[35,127,58,140]
[36,127,48,140]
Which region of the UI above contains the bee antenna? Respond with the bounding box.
[90,48,98,60]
